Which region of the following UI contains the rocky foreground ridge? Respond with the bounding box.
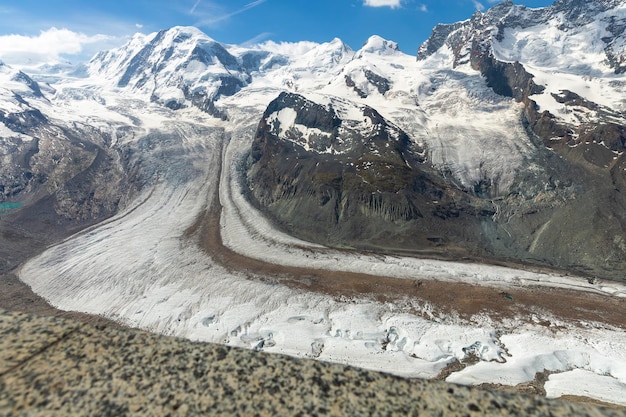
[1,309,622,416]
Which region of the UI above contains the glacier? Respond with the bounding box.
[1,0,625,407]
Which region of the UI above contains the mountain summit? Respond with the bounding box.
[88,26,251,117]
[358,35,401,56]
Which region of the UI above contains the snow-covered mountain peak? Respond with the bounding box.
[163,25,214,42]
[552,0,626,23]
[88,25,239,85]
[418,0,626,64]
[296,38,354,69]
[0,63,45,102]
[243,38,355,93]
[357,35,400,57]
[418,0,626,89]
[468,0,513,23]
[254,91,414,167]
[86,25,250,117]
[328,37,350,49]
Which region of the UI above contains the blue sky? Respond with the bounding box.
[0,0,554,66]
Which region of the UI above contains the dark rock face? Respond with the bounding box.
[0,111,135,228]
[579,123,626,151]
[11,71,45,99]
[552,0,624,26]
[0,114,146,280]
[343,67,391,99]
[604,15,626,73]
[364,70,391,95]
[344,75,367,98]
[470,52,544,102]
[240,50,271,72]
[417,23,464,60]
[262,93,341,138]
[246,92,494,255]
[0,109,47,134]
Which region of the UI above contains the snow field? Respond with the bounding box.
[492,8,626,129]
[546,369,626,407]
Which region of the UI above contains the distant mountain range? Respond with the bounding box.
[1,0,625,281]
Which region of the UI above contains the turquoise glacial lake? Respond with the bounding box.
[0,202,22,211]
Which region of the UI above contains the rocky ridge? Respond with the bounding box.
[0,64,131,228]
[3,309,622,417]
[246,91,496,252]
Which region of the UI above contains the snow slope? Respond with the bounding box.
[492,4,626,127]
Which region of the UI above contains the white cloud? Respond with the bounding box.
[419,4,428,12]
[190,0,202,15]
[0,27,113,67]
[472,0,485,11]
[196,0,267,26]
[363,0,403,9]
[135,23,144,29]
[260,40,319,56]
[242,32,273,47]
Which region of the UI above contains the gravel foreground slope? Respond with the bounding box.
[1,309,623,417]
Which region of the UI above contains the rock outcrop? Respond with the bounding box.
[246,92,494,254]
